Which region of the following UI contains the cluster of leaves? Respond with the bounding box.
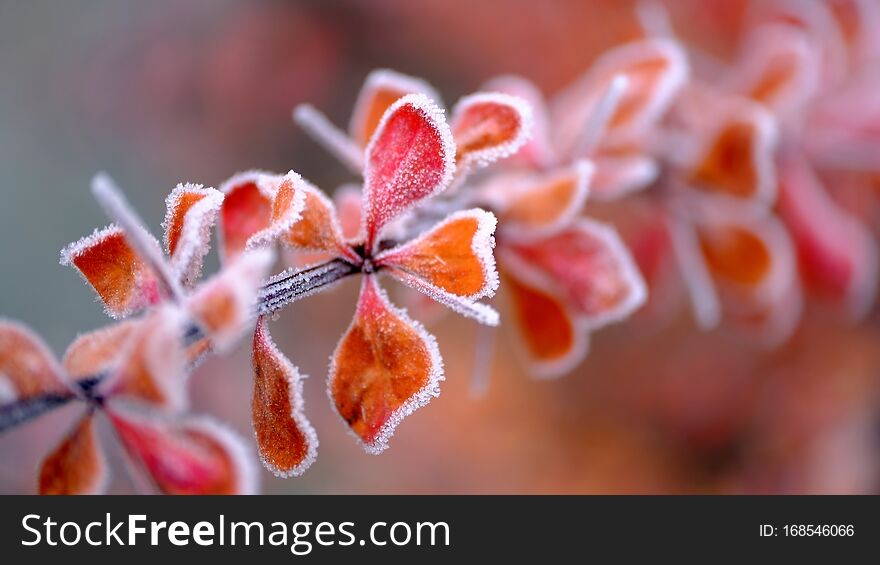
[2,0,878,494]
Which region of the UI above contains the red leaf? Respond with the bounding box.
[108,407,257,495]
[362,94,455,252]
[218,171,274,264]
[508,220,647,328]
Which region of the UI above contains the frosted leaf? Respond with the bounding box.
[0,319,68,399]
[450,92,533,174]
[592,154,659,200]
[376,209,499,299]
[88,306,189,412]
[107,405,259,495]
[498,253,590,379]
[163,183,224,288]
[779,154,878,320]
[510,219,647,330]
[245,171,309,251]
[683,99,779,207]
[38,413,109,495]
[251,316,318,477]
[551,38,688,156]
[60,225,161,319]
[728,23,820,120]
[218,170,275,264]
[293,105,365,174]
[328,276,443,454]
[694,213,802,345]
[483,74,558,168]
[349,69,443,147]
[90,173,183,302]
[261,173,360,264]
[494,160,594,240]
[362,94,456,252]
[187,248,274,352]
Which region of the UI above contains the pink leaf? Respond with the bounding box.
[362,94,455,252]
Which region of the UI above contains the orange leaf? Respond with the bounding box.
[61,225,161,319]
[328,277,442,453]
[451,92,531,170]
[501,266,588,379]
[686,100,777,204]
[552,38,687,156]
[349,69,441,148]
[0,320,67,401]
[252,316,317,477]
[495,161,593,237]
[377,209,498,300]
[163,183,223,286]
[38,413,107,495]
[65,307,188,411]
